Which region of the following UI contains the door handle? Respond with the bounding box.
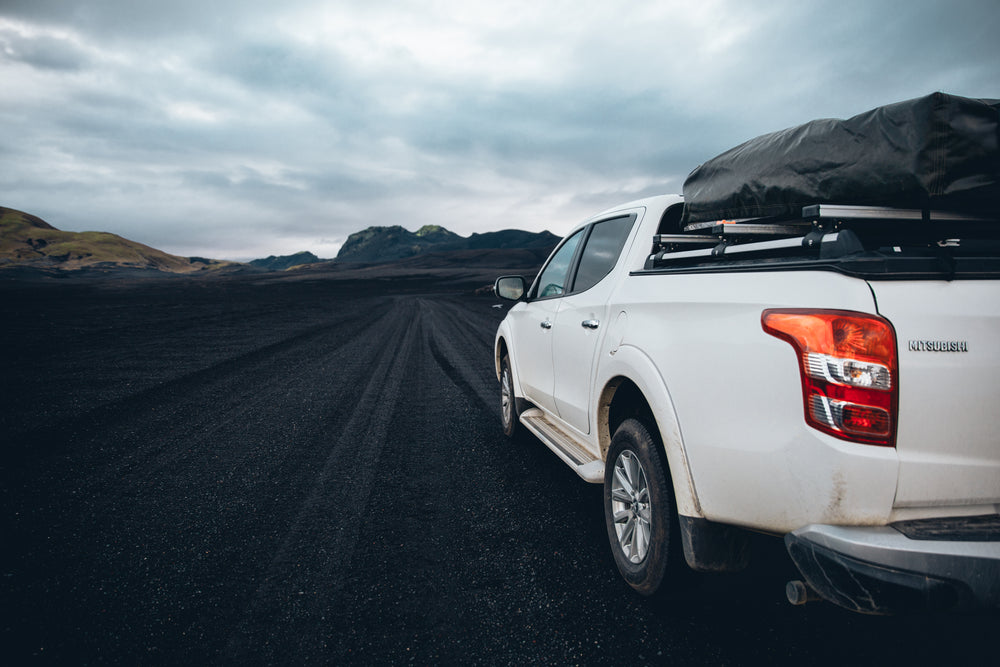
[540,320,552,330]
[581,319,600,330]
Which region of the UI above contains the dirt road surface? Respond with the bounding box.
[2,272,994,664]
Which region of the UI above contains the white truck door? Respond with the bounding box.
[511,228,586,415]
[552,214,638,434]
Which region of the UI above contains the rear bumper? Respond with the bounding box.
[785,522,1000,614]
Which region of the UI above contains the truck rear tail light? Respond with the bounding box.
[762,309,898,447]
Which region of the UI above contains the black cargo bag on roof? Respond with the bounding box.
[680,92,1000,225]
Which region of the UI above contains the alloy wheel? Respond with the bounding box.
[610,450,651,563]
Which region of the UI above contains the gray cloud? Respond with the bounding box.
[0,27,91,70]
[1,0,998,260]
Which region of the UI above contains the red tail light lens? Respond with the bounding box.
[762,309,898,447]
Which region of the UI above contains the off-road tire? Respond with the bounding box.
[500,355,521,439]
[603,418,685,596]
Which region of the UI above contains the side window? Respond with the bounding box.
[571,215,634,293]
[534,229,584,299]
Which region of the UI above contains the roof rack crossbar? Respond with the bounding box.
[802,204,993,223]
[654,234,719,246]
[708,223,811,236]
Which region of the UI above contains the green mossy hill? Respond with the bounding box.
[0,206,238,273]
[414,224,461,244]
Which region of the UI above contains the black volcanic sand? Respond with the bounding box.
[1,270,994,665]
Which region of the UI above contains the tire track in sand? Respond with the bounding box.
[223,298,422,661]
[421,297,498,418]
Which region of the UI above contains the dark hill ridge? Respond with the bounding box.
[249,251,323,271]
[337,224,559,263]
[465,229,559,250]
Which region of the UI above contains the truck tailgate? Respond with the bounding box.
[872,280,1000,509]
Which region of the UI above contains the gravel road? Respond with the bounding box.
[1,272,994,665]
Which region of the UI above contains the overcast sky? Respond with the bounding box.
[2,0,998,260]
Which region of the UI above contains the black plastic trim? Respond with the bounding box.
[678,515,750,573]
[785,533,973,614]
[891,515,1000,542]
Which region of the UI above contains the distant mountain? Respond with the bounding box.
[249,251,324,271]
[0,206,560,277]
[336,224,558,263]
[336,225,432,263]
[0,206,239,274]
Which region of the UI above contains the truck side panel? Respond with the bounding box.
[611,271,899,532]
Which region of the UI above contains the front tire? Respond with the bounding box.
[603,418,683,596]
[500,355,521,438]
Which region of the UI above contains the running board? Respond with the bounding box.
[520,408,604,483]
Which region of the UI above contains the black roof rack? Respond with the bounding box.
[645,204,999,270]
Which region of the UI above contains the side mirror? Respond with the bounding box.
[494,275,527,301]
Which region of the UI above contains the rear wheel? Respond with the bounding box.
[500,355,521,438]
[604,418,684,596]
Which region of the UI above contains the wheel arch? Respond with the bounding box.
[596,350,702,519]
[495,335,509,381]
[494,315,517,384]
[599,377,655,454]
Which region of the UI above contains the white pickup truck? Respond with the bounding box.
[493,93,1000,614]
